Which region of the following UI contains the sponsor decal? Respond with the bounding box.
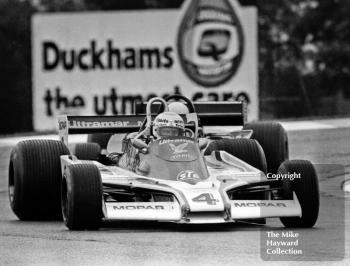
[154,113,185,128]
[113,205,165,210]
[69,120,141,128]
[155,138,196,161]
[177,0,245,87]
[169,143,188,154]
[58,120,67,130]
[177,170,201,185]
[233,202,287,207]
[159,138,194,145]
[154,118,183,125]
[43,40,173,71]
[192,193,219,205]
[171,153,191,161]
[33,2,257,131]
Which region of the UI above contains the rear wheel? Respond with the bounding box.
[62,164,103,230]
[9,140,69,220]
[279,160,319,228]
[243,121,288,174]
[205,138,267,173]
[74,143,101,160]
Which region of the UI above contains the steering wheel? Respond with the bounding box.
[136,97,168,139]
[165,95,196,113]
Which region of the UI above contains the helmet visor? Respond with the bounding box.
[158,126,183,137]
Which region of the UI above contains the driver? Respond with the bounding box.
[153,112,185,139]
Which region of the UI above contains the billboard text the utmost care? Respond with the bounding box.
[32,0,258,131]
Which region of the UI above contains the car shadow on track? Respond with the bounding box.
[99,220,288,233]
[6,219,322,233]
[99,217,325,233]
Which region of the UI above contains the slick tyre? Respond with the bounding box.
[243,122,288,174]
[279,160,320,228]
[74,143,101,160]
[62,164,103,230]
[87,134,113,149]
[205,139,267,174]
[8,140,70,220]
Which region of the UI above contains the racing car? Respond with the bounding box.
[8,95,319,230]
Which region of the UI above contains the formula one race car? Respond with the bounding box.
[8,95,319,230]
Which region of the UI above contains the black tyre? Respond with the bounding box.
[62,164,103,230]
[74,143,101,160]
[87,133,113,149]
[279,160,319,228]
[8,140,69,220]
[244,121,289,174]
[205,139,267,173]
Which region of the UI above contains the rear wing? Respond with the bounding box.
[58,115,145,145]
[135,101,245,126]
[58,101,245,145]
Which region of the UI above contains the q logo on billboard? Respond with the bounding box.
[177,0,245,87]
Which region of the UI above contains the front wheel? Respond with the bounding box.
[279,160,320,228]
[62,164,103,230]
[9,140,69,220]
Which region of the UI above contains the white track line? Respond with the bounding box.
[280,118,350,131]
[279,121,335,131]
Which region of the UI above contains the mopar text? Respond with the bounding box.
[113,205,165,210]
[233,202,287,207]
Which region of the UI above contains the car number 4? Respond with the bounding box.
[192,193,219,205]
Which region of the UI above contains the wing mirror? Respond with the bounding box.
[131,139,148,153]
[199,138,209,150]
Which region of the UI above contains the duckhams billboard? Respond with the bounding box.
[32,0,257,131]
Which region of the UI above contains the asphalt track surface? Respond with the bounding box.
[0,122,349,266]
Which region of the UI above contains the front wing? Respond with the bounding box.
[61,155,302,224]
[103,194,301,224]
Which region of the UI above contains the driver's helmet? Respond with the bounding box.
[153,112,185,139]
[168,102,189,114]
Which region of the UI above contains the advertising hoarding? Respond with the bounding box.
[32,0,257,131]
